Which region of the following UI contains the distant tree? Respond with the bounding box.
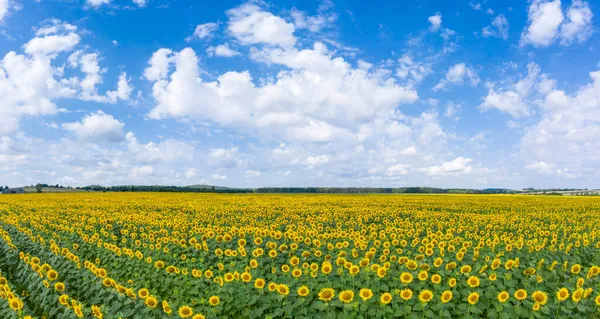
[35,183,43,193]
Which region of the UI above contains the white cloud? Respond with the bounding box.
[24,20,80,55]
[526,161,555,174]
[423,157,473,176]
[227,2,296,48]
[482,14,509,39]
[305,155,330,166]
[185,168,197,178]
[86,0,110,8]
[132,0,146,8]
[386,164,410,176]
[245,169,261,177]
[480,62,541,118]
[428,13,442,32]
[62,111,125,142]
[396,54,432,84]
[521,0,593,47]
[520,0,564,47]
[469,2,482,10]
[210,147,238,159]
[0,0,10,22]
[521,69,600,178]
[143,48,173,81]
[212,173,227,180]
[433,63,479,91]
[186,22,219,41]
[400,146,417,156]
[559,0,593,45]
[206,43,240,57]
[145,43,417,143]
[290,6,336,32]
[130,165,153,177]
[107,72,134,102]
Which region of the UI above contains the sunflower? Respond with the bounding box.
[418,290,433,303]
[209,296,220,306]
[400,289,413,301]
[431,274,442,285]
[440,290,452,304]
[556,288,569,301]
[268,282,277,292]
[321,262,333,275]
[514,289,527,301]
[54,282,65,292]
[224,273,234,282]
[418,271,428,281]
[162,300,172,314]
[138,288,150,299]
[178,306,193,318]
[91,305,103,319]
[291,269,302,278]
[460,265,472,274]
[241,272,252,283]
[298,286,310,297]
[571,264,581,274]
[349,265,360,275]
[8,298,23,311]
[448,278,457,287]
[467,276,480,288]
[489,273,497,281]
[277,284,290,296]
[59,294,70,306]
[532,302,541,311]
[47,270,58,281]
[497,291,509,303]
[254,278,265,289]
[531,291,548,305]
[145,296,158,308]
[380,292,393,304]
[400,272,413,284]
[377,267,387,278]
[572,288,583,303]
[467,292,479,305]
[595,295,600,306]
[192,314,206,319]
[339,290,354,303]
[359,288,373,301]
[319,288,335,302]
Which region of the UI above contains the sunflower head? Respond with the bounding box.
[467,292,479,305]
[318,288,335,302]
[380,292,393,304]
[298,286,310,297]
[339,290,354,303]
[497,291,509,303]
[178,306,193,318]
[418,290,433,303]
[209,296,220,306]
[441,290,452,303]
[359,288,373,301]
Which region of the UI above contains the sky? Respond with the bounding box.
[0,0,599,189]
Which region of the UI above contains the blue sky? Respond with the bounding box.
[0,0,599,189]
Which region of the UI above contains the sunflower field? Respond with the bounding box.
[0,193,599,319]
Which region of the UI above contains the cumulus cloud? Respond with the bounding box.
[62,111,125,142]
[559,0,593,45]
[132,0,146,8]
[423,157,473,176]
[396,54,432,84]
[482,14,509,39]
[206,43,241,57]
[480,62,541,118]
[144,43,417,143]
[186,22,219,41]
[227,2,296,48]
[520,0,593,47]
[433,63,479,91]
[521,69,600,178]
[428,13,442,32]
[24,20,80,55]
[86,0,110,8]
[290,4,337,32]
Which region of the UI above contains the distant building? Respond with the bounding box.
[2,187,25,194]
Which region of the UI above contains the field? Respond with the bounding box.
[0,193,599,319]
